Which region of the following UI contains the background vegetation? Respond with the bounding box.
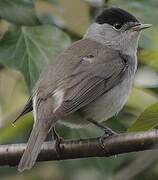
[0,0,158,179]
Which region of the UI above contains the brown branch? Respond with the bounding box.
[0,130,158,167]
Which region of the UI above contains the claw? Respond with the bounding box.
[87,118,119,149]
[99,130,118,149]
[103,127,118,137]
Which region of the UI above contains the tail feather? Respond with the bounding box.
[18,122,48,172]
[18,96,55,172]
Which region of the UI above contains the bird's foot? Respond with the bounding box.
[99,128,118,149]
[86,118,118,149]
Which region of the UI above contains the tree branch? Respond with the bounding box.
[0,130,158,167]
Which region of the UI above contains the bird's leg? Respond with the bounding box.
[87,118,118,148]
[52,127,63,157]
[52,127,61,140]
[87,118,118,136]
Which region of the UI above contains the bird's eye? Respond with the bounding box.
[113,23,122,30]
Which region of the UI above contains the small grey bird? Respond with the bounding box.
[16,7,151,171]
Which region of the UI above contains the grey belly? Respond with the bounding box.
[59,77,132,128]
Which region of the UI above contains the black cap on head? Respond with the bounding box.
[95,7,139,26]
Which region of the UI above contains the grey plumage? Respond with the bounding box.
[18,96,56,171]
[16,8,151,171]
[54,39,127,117]
[17,38,134,171]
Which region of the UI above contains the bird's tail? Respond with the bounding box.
[18,98,55,172]
[18,122,48,172]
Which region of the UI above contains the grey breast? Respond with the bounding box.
[81,54,137,123]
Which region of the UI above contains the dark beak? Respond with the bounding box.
[131,23,152,31]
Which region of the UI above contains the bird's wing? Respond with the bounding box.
[54,48,127,118]
[12,96,33,124]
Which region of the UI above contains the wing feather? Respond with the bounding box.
[12,97,33,124]
[54,50,127,118]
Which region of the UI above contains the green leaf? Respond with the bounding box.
[0,25,71,91]
[139,49,158,70]
[128,103,158,132]
[138,27,158,72]
[0,0,40,25]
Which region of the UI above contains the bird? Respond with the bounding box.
[15,7,152,171]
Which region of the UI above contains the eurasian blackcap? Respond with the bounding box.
[15,7,152,171]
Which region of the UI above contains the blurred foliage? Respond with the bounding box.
[129,103,158,132]
[0,0,40,26]
[0,0,158,179]
[0,25,71,90]
[35,0,90,35]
